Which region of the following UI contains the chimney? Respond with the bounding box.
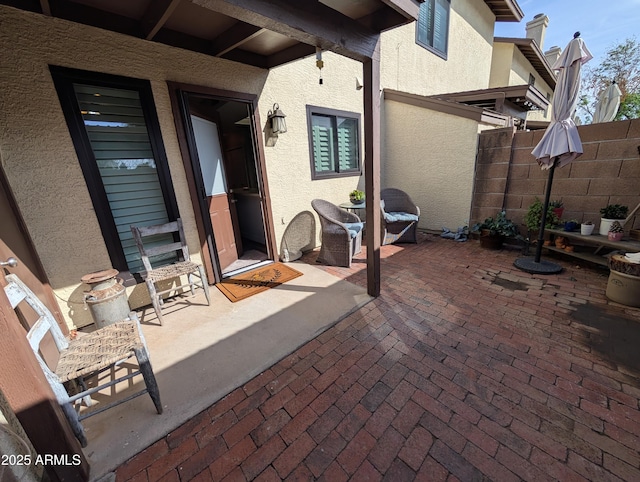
[526,13,549,50]
[544,46,562,67]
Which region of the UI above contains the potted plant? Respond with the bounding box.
[472,211,520,249]
[599,204,628,235]
[563,219,579,232]
[608,221,624,241]
[524,198,560,237]
[581,221,595,235]
[349,189,365,205]
[549,200,564,219]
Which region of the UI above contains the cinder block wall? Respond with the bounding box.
[471,120,640,234]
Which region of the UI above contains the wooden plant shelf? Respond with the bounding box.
[545,228,640,268]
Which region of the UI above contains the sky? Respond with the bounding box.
[494,0,640,66]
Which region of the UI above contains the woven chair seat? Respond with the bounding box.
[56,321,142,382]
[131,219,211,325]
[146,261,201,283]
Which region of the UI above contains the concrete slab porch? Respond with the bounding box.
[82,262,371,479]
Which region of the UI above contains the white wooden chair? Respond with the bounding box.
[3,274,163,447]
[130,218,211,325]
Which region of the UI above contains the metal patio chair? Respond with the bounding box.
[130,218,211,325]
[3,273,162,447]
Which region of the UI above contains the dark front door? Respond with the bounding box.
[172,87,274,282]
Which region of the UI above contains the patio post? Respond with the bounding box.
[363,38,381,297]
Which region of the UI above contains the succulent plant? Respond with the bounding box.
[600,204,628,220]
[609,221,624,233]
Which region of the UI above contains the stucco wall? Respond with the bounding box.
[509,49,553,123]
[258,53,365,253]
[488,43,514,88]
[490,42,553,123]
[509,49,552,99]
[380,1,495,96]
[1,6,362,328]
[383,100,481,231]
[471,120,640,233]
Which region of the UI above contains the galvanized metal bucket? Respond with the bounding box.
[81,269,131,328]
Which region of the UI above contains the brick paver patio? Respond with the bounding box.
[116,234,640,481]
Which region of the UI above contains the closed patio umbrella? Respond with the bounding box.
[515,32,592,274]
[592,81,621,123]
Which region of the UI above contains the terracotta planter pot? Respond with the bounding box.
[552,207,564,219]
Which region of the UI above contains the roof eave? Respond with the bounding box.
[484,0,524,23]
[494,37,557,88]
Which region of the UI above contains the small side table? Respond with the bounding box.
[339,201,366,213]
[339,201,366,231]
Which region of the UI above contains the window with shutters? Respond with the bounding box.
[416,0,450,59]
[50,67,179,280]
[306,106,361,180]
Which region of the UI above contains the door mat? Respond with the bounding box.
[216,262,303,302]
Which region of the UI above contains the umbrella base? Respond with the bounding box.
[514,257,563,274]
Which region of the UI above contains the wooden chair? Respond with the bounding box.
[130,218,211,325]
[3,273,163,447]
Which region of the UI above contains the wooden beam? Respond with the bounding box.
[192,0,380,62]
[359,7,408,33]
[154,28,217,57]
[49,0,142,37]
[364,38,382,298]
[211,21,264,56]
[221,49,268,68]
[267,42,316,68]
[379,0,422,22]
[142,0,182,40]
[39,0,51,15]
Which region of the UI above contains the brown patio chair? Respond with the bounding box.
[130,218,211,325]
[311,199,363,268]
[380,188,420,245]
[3,273,162,447]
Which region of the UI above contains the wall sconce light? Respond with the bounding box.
[268,103,287,134]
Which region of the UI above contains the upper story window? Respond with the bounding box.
[307,105,361,180]
[416,0,450,59]
[528,73,536,86]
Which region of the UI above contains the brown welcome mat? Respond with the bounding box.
[216,262,303,302]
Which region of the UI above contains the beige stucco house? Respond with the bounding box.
[490,13,558,126]
[1,1,424,479]
[378,0,526,231]
[0,4,374,330]
[0,0,535,333]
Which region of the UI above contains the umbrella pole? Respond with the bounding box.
[534,160,556,262]
[514,157,563,274]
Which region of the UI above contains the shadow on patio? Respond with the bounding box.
[82,262,371,479]
[111,233,640,481]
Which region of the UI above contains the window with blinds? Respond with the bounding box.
[307,106,361,179]
[73,84,175,273]
[416,0,450,58]
[51,67,179,279]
